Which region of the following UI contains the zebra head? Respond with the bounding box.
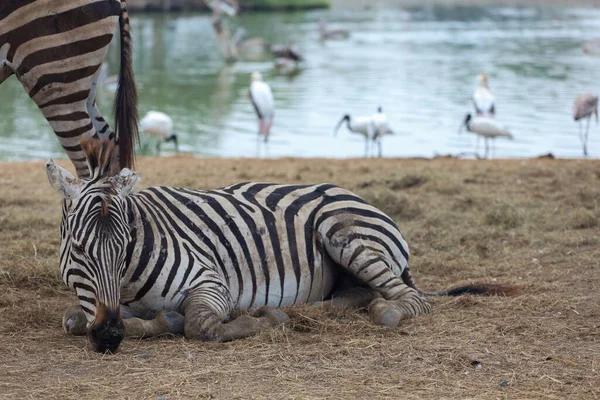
[46,139,139,352]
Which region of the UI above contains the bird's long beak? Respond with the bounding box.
[457,122,465,135]
[333,116,347,137]
[595,107,598,124]
[333,120,343,137]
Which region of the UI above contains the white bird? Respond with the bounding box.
[371,107,393,157]
[573,93,598,156]
[459,114,513,159]
[139,111,178,153]
[472,73,495,118]
[334,107,394,157]
[204,0,239,16]
[248,72,274,142]
[318,20,350,41]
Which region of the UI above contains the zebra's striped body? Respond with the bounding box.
[119,182,410,317]
[48,140,512,352]
[1,0,138,177]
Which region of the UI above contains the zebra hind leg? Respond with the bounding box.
[323,231,431,327]
[313,279,382,312]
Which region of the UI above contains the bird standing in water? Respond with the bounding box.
[573,93,599,156]
[459,114,513,159]
[469,73,497,155]
[249,72,274,143]
[371,107,393,158]
[472,73,495,118]
[334,107,393,158]
[140,111,178,153]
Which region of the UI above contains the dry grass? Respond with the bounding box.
[0,156,599,399]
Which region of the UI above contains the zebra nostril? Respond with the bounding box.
[88,315,125,353]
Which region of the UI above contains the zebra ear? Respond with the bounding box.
[109,168,139,197]
[45,160,84,199]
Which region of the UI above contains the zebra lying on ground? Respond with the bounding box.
[1,0,138,178]
[46,139,514,353]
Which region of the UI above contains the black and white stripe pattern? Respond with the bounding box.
[1,0,138,177]
[59,180,419,316]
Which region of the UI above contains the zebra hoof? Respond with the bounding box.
[368,298,405,328]
[62,305,88,336]
[157,311,185,335]
[253,306,291,326]
[377,309,403,328]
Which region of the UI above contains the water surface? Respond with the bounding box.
[1,5,599,161]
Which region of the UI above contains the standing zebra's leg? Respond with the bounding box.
[86,68,115,142]
[0,64,13,85]
[181,286,290,342]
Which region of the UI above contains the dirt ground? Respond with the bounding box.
[0,155,598,399]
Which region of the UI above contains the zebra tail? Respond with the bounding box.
[400,268,520,297]
[114,0,139,170]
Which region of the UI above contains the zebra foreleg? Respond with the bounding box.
[122,311,185,338]
[62,304,186,338]
[182,292,290,342]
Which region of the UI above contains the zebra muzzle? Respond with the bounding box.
[88,303,125,353]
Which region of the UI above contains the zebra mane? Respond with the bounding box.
[80,138,121,181]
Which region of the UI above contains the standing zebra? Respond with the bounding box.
[0,0,138,178]
[47,139,514,353]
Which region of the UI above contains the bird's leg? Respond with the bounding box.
[378,139,382,158]
[578,120,585,154]
[584,116,591,157]
[364,138,369,158]
[156,139,162,155]
[485,138,490,159]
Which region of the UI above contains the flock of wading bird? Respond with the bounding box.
[115,0,599,159]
